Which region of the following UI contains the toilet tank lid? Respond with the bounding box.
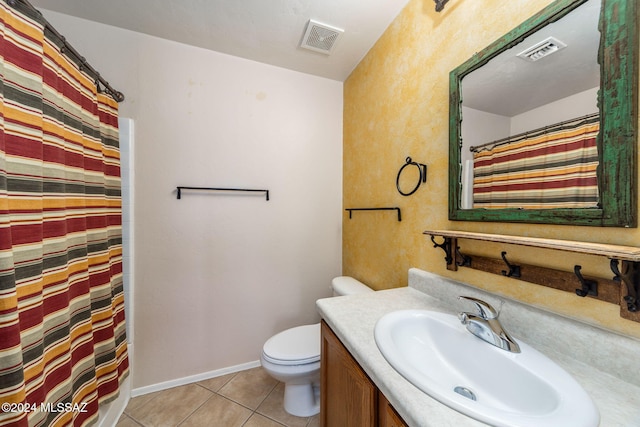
[262,323,320,364]
[331,276,374,296]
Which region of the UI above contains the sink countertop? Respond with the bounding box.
[316,268,640,427]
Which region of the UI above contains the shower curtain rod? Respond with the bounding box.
[469,112,600,153]
[7,0,125,103]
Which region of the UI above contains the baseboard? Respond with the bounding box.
[131,360,262,397]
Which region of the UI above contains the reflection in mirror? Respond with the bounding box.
[449,0,637,227]
[460,0,600,210]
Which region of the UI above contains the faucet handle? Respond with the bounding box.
[458,296,498,319]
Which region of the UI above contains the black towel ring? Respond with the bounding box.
[396,157,427,196]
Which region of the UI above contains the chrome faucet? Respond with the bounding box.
[457,296,520,353]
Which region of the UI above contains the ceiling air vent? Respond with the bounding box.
[300,20,344,54]
[517,36,567,62]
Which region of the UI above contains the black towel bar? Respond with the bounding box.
[345,207,402,222]
[176,186,270,201]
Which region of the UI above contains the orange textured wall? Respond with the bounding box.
[343,0,640,338]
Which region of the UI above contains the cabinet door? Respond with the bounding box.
[378,391,409,427]
[320,321,377,427]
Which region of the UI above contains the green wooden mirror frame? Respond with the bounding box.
[448,0,638,227]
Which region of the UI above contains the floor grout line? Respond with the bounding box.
[119,367,318,427]
[123,414,145,427]
[252,385,290,426]
[253,380,280,412]
[175,389,216,427]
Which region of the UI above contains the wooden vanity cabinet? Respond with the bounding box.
[378,392,409,427]
[320,320,408,427]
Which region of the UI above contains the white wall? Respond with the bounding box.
[510,87,599,134]
[460,106,511,164]
[461,87,599,152]
[40,11,344,390]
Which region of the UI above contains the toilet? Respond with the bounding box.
[260,276,373,417]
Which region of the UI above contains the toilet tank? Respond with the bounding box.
[331,276,374,296]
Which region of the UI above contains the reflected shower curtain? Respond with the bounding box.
[0,2,129,427]
[472,116,600,209]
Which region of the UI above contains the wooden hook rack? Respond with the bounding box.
[425,230,640,323]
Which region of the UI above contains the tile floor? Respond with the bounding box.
[116,367,319,427]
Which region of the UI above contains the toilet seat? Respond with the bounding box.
[262,323,320,365]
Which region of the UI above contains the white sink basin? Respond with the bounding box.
[374,310,599,427]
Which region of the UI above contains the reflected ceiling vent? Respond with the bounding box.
[300,20,344,55]
[517,36,567,62]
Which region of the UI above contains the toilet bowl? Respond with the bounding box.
[260,276,373,417]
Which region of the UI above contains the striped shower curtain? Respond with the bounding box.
[0,2,129,427]
[472,116,600,209]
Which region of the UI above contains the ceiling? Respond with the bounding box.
[29,0,602,116]
[462,0,600,116]
[29,0,412,81]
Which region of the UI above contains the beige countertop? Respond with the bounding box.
[316,268,640,427]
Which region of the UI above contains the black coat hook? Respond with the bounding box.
[456,246,472,267]
[610,259,639,312]
[434,0,450,12]
[574,265,598,297]
[500,251,521,278]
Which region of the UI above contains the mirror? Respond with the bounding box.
[448,0,637,227]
